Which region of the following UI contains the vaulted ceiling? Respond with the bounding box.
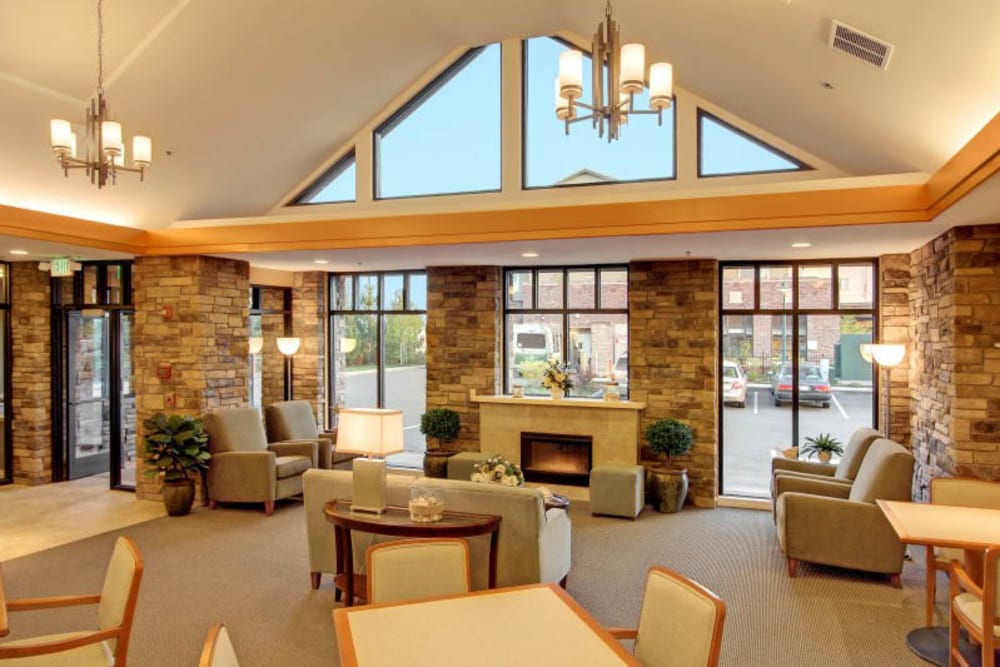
[1,0,999,267]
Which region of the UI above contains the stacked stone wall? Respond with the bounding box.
[258,287,286,410]
[425,267,500,452]
[880,254,911,446]
[292,272,326,423]
[629,260,718,507]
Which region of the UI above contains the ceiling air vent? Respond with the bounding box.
[828,20,893,70]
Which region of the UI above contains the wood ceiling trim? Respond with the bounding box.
[0,205,147,254]
[925,111,1000,213]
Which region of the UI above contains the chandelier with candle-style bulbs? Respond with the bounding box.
[49,0,152,188]
[555,1,673,142]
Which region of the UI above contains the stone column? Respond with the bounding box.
[292,272,326,423]
[879,254,911,446]
[259,287,286,409]
[10,263,52,484]
[132,256,250,500]
[629,260,718,508]
[425,267,501,452]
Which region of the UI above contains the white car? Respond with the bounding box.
[722,360,747,408]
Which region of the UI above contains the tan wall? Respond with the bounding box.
[629,260,719,508]
[132,256,250,500]
[425,267,501,452]
[10,263,52,484]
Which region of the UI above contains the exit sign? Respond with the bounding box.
[50,258,73,277]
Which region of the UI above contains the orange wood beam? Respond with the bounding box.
[925,111,1000,214]
[0,205,147,255]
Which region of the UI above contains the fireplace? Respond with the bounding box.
[519,432,593,486]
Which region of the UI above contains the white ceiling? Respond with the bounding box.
[0,0,998,266]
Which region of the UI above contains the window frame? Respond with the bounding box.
[697,109,812,179]
[290,150,357,206]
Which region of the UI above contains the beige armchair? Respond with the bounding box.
[775,438,914,585]
[204,407,316,516]
[770,427,881,507]
[926,477,1000,626]
[265,400,351,469]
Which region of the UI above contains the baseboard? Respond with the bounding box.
[718,496,771,511]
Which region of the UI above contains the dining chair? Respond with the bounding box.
[949,547,1000,667]
[927,477,1000,626]
[608,566,727,667]
[0,535,144,665]
[366,538,471,604]
[199,622,241,667]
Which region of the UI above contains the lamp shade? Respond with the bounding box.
[648,62,673,110]
[620,43,645,93]
[248,336,264,355]
[558,49,583,98]
[276,337,301,356]
[132,135,152,166]
[870,343,905,367]
[50,119,73,154]
[859,343,873,364]
[336,408,405,457]
[101,121,122,155]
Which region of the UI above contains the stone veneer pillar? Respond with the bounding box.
[292,272,326,422]
[629,260,718,508]
[909,225,1000,500]
[425,267,501,452]
[259,287,286,410]
[132,256,250,500]
[879,254,911,446]
[10,263,52,484]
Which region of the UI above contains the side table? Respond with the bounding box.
[323,499,501,606]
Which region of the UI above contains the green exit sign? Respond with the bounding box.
[50,258,73,277]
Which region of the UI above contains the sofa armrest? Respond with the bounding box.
[208,451,277,502]
[538,508,572,585]
[771,458,836,477]
[776,493,905,574]
[269,440,318,467]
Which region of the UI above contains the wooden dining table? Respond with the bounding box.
[878,499,1000,666]
[0,565,8,637]
[333,583,640,666]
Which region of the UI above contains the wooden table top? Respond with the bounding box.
[334,583,639,666]
[878,500,1000,549]
[323,499,500,537]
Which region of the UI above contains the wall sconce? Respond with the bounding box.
[341,337,357,354]
[277,337,301,401]
[248,336,264,355]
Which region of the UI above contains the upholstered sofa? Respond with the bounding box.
[302,469,572,592]
[774,437,914,584]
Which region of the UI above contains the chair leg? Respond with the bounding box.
[209,500,218,510]
[559,575,568,589]
[264,501,274,516]
[787,558,798,578]
[310,572,321,590]
[926,547,937,627]
[949,600,960,667]
[888,573,902,589]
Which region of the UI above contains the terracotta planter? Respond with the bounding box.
[649,467,689,513]
[162,479,195,516]
[818,450,833,463]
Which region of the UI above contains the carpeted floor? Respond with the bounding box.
[2,500,931,666]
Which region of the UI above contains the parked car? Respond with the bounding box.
[722,360,747,408]
[770,362,831,408]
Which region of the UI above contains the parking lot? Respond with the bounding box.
[721,386,873,497]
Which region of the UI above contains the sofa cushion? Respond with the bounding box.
[275,455,311,479]
[848,438,914,504]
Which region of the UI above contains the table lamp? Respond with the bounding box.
[336,408,404,514]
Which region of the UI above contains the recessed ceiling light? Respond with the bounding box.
[9,249,28,255]
[313,259,329,265]
[791,242,812,248]
[521,252,539,258]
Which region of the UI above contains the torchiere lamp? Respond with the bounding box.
[276,337,301,401]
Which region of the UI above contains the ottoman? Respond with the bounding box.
[590,463,645,518]
[446,451,486,481]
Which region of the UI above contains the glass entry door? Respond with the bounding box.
[62,309,134,487]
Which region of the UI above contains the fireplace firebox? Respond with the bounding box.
[519,432,593,486]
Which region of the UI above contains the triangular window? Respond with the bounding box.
[294,151,356,205]
[523,36,676,189]
[698,110,810,177]
[375,44,501,199]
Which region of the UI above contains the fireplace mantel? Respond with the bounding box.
[471,390,645,470]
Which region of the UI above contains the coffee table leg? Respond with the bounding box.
[487,527,499,589]
[333,525,345,603]
[341,527,355,607]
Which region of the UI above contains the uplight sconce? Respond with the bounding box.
[277,337,301,401]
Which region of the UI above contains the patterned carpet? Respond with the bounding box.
[2,499,931,665]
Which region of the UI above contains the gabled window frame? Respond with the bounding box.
[520,35,678,191]
[291,150,357,206]
[373,44,503,201]
[696,108,812,179]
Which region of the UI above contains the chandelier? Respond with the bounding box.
[49,0,152,188]
[555,1,673,141]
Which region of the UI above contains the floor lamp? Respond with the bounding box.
[277,337,301,401]
[866,343,905,437]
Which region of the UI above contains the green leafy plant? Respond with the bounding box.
[645,419,694,468]
[801,433,844,459]
[142,413,211,482]
[419,408,460,450]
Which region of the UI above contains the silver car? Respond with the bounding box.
[722,360,747,408]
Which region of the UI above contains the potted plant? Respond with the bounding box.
[645,418,694,513]
[801,433,844,463]
[420,408,460,478]
[142,412,211,516]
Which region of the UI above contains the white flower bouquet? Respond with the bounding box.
[540,356,574,392]
[470,454,525,487]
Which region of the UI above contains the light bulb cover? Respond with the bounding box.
[132,135,152,166]
[276,337,301,356]
[620,43,645,93]
[51,119,73,154]
[101,121,122,155]
[648,62,673,110]
[558,50,583,99]
[869,343,905,367]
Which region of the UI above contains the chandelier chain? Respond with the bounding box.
[96,0,104,95]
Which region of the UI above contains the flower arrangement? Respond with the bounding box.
[541,356,574,392]
[471,454,525,487]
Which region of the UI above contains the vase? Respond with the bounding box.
[649,467,689,513]
[550,387,565,400]
[818,450,833,463]
[162,479,195,516]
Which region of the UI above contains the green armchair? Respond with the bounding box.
[204,407,316,516]
[264,400,354,468]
